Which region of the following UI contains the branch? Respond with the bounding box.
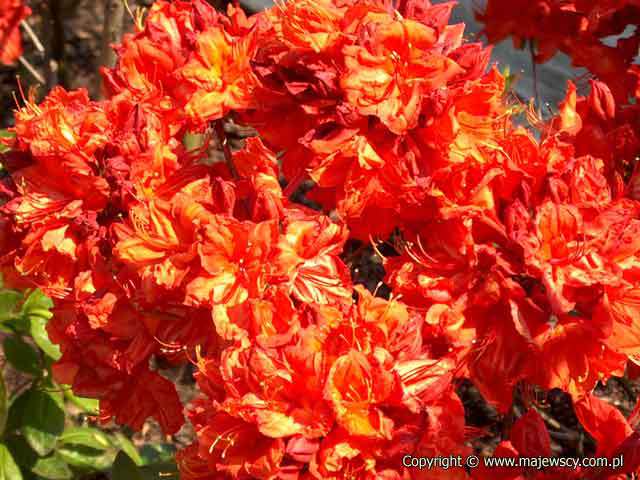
[214,120,254,218]
[100,0,125,68]
[20,20,44,55]
[18,56,45,84]
[45,0,66,88]
[96,0,126,95]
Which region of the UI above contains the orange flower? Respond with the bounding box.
[14,224,80,298]
[188,217,278,307]
[266,0,345,52]
[12,87,110,158]
[100,369,184,434]
[277,215,352,305]
[114,199,198,303]
[197,412,284,479]
[324,350,397,439]
[308,430,380,480]
[341,15,463,134]
[531,319,627,399]
[0,0,30,65]
[180,26,257,123]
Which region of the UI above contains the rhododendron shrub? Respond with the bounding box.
[2,0,640,478]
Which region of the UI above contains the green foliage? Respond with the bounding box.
[0,443,22,480]
[112,452,144,480]
[112,433,142,466]
[22,389,66,456]
[1,284,163,479]
[62,391,98,416]
[0,130,13,155]
[22,291,60,361]
[0,370,7,436]
[3,337,41,375]
[59,427,112,451]
[0,290,21,326]
[31,453,73,480]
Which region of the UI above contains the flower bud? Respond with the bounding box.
[589,80,616,121]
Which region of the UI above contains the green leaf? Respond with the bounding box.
[0,372,6,436]
[139,443,175,466]
[0,290,21,323]
[6,435,38,469]
[63,388,98,414]
[0,443,22,480]
[3,336,40,375]
[21,290,53,316]
[29,316,60,361]
[20,290,59,361]
[21,389,65,456]
[113,433,142,466]
[183,132,205,151]
[5,390,29,434]
[112,451,144,480]
[57,444,115,471]
[0,130,13,155]
[31,453,72,480]
[59,427,112,451]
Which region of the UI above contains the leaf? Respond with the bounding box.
[0,372,6,436]
[29,316,60,361]
[0,130,13,155]
[5,390,29,434]
[0,443,22,480]
[113,433,142,466]
[57,445,115,471]
[139,443,175,466]
[183,131,205,151]
[19,290,59,361]
[3,336,40,375]
[6,435,38,469]
[63,388,99,415]
[21,389,65,456]
[21,289,54,316]
[112,451,144,480]
[31,453,72,480]
[0,290,21,323]
[59,427,112,451]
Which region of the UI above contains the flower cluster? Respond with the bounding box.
[477,0,640,101]
[0,0,30,65]
[2,0,640,478]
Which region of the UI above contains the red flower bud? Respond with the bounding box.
[589,80,616,121]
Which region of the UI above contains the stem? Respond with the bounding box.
[214,120,239,179]
[214,120,254,219]
[283,169,308,198]
[20,21,44,54]
[18,56,45,84]
[529,40,539,109]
